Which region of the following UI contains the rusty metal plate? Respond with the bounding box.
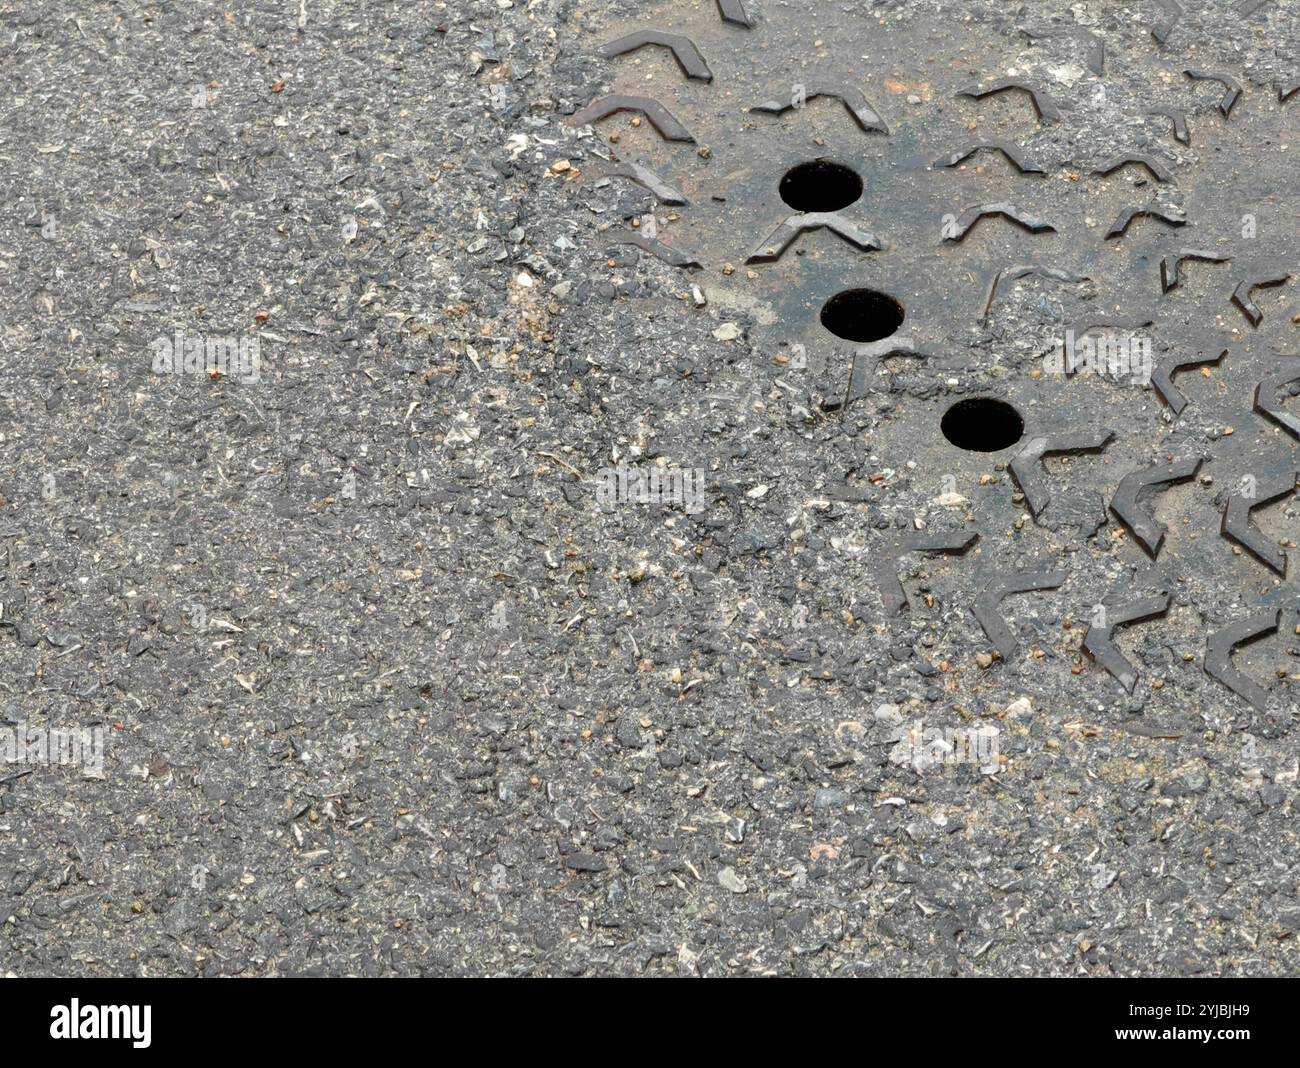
[561,0,1300,713]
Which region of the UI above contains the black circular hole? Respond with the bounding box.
[819,289,904,343]
[941,398,1024,453]
[779,160,863,213]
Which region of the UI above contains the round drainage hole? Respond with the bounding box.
[819,289,904,343]
[779,160,863,213]
[941,398,1024,452]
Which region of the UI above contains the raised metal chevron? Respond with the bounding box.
[1221,471,1299,576]
[1092,153,1174,184]
[1151,347,1227,416]
[1159,249,1231,293]
[1148,108,1190,144]
[972,569,1067,659]
[1231,272,1291,327]
[746,212,884,264]
[932,141,1045,174]
[715,0,753,27]
[567,95,696,142]
[876,532,979,614]
[944,202,1056,242]
[1009,430,1115,519]
[600,31,713,82]
[752,81,889,134]
[1105,205,1186,240]
[603,160,688,205]
[1110,456,1204,557]
[956,79,1061,123]
[837,338,930,411]
[1148,0,1183,44]
[1253,366,1300,438]
[613,232,702,269]
[1205,609,1281,710]
[1082,590,1173,693]
[1184,70,1243,118]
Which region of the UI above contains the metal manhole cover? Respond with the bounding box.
[558,0,1300,718]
